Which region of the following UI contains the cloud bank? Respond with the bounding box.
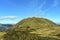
[0,16,18,20]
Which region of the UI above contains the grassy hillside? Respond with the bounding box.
[2,17,60,40]
[14,17,57,29]
[0,32,5,40]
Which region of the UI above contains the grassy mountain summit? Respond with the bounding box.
[3,17,60,40]
[14,17,57,29]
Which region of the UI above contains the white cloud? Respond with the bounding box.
[53,0,58,7]
[0,16,18,20]
[33,0,59,18]
[33,0,47,18]
[34,0,46,11]
[38,0,46,9]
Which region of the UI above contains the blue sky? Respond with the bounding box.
[0,0,60,24]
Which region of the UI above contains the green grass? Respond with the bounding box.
[2,17,60,40]
[0,32,5,39]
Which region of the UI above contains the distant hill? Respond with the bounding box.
[0,24,13,31]
[3,17,60,40]
[56,23,60,26]
[57,24,60,26]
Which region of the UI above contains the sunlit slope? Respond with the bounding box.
[3,17,60,40]
[14,17,57,29]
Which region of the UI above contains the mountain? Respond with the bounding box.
[57,24,60,26]
[14,17,57,29]
[3,17,60,40]
[56,23,60,26]
[0,24,13,31]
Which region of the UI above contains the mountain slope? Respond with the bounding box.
[3,17,60,40]
[14,17,57,29]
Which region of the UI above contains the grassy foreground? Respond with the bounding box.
[0,32,5,40]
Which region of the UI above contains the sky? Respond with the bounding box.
[0,0,60,24]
